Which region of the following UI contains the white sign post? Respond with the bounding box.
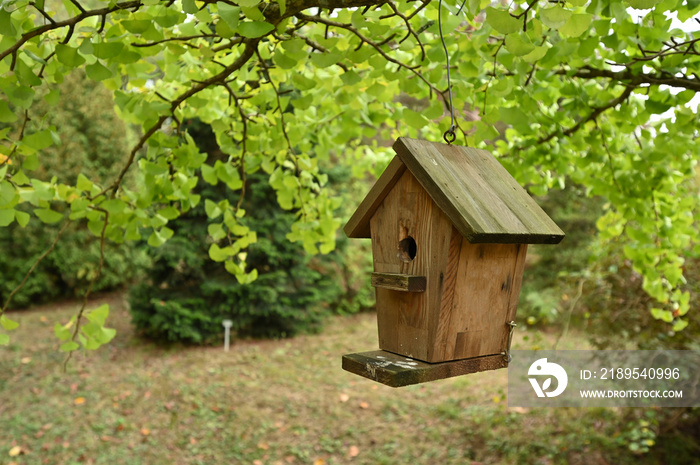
[222,319,233,352]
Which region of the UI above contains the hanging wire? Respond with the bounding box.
[438,0,468,144]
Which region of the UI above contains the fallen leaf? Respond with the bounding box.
[62,442,70,449]
[258,442,269,450]
[140,428,150,436]
[371,385,378,390]
[313,459,325,465]
[70,383,78,393]
[20,357,31,364]
[40,316,48,322]
[253,461,263,465]
[348,445,360,457]
[143,391,151,399]
[358,401,369,409]
[284,455,295,463]
[8,446,22,456]
[189,437,197,445]
[74,397,86,405]
[339,393,350,403]
[41,423,52,431]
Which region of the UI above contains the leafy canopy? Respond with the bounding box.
[0,0,699,350]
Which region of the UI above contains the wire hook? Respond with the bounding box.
[438,0,467,145]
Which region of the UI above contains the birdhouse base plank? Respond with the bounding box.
[342,350,507,388]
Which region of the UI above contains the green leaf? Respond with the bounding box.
[60,341,80,352]
[0,209,15,226]
[158,206,179,220]
[522,45,548,62]
[55,44,85,67]
[650,307,673,322]
[54,322,72,341]
[403,108,429,129]
[217,3,240,30]
[626,0,662,8]
[182,0,198,13]
[100,199,126,215]
[209,243,233,261]
[205,199,222,219]
[86,62,113,81]
[0,9,15,36]
[201,164,218,185]
[672,318,688,332]
[236,0,260,6]
[23,130,54,151]
[147,227,174,247]
[15,210,29,227]
[0,100,17,123]
[34,208,63,224]
[92,42,124,59]
[273,51,297,70]
[560,14,592,38]
[0,334,8,346]
[540,7,572,29]
[86,304,110,326]
[238,21,275,38]
[485,7,521,35]
[505,34,536,56]
[0,315,19,331]
[121,19,152,33]
[292,73,316,90]
[77,173,93,192]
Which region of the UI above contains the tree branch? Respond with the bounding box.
[564,66,700,92]
[0,1,143,65]
[536,85,634,146]
[1,220,71,317]
[96,40,260,199]
[63,207,108,370]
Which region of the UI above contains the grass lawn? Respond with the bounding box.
[1,293,645,465]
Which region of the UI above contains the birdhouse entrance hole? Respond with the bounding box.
[398,236,417,262]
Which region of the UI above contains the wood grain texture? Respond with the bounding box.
[344,156,406,238]
[392,137,565,244]
[448,243,528,360]
[369,170,453,361]
[342,350,508,387]
[371,273,426,292]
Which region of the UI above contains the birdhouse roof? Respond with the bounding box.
[344,137,565,244]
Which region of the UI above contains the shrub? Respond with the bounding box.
[0,71,149,309]
[128,170,351,343]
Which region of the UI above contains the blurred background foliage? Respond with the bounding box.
[127,119,375,343]
[0,71,150,308]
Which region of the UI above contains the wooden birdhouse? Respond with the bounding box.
[342,138,564,387]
